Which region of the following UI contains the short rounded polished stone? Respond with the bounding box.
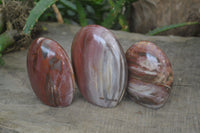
[71,25,128,108]
[27,37,75,107]
[126,41,173,109]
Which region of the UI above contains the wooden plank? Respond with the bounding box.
[0,23,199,133]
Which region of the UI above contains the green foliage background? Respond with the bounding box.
[23,0,137,33]
[0,0,199,66]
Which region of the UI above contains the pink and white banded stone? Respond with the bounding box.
[126,41,173,109]
[71,25,128,108]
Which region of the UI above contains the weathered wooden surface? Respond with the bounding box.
[0,23,200,133]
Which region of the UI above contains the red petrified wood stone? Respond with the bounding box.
[71,25,128,108]
[126,41,173,109]
[27,37,75,107]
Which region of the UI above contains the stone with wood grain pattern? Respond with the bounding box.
[126,41,173,109]
[71,25,128,108]
[27,37,75,107]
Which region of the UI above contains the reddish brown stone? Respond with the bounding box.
[27,37,75,107]
[126,41,173,109]
[71,25,128,108]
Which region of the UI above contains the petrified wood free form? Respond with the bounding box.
[71,25,128,108]
[126,41,173,109]
[27,26,173,109]
[27,37,75,107]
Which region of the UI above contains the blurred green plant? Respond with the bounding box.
[1,0,136,66]
[23,0,138,34]
[1,0,199,67]
[146,21,200,36]
[23,0,57,35]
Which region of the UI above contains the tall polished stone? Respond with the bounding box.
[71,25,128,108]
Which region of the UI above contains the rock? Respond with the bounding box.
[27,37,75,107]
[126,41,173,109]
[71,25,128,108]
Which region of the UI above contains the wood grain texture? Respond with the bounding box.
[126,41,173,109]
[0,23,199,133]
[71,25,128,108]
[27,37,75,107]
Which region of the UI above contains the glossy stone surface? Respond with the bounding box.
[71,25,128,108]
[27,37,75,107]
[126,41,173,109]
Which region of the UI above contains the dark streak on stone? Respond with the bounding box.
[41,44,49,59]
[41,50,48,59]
[166,75,169,83]
[49,56,58,66]
[99,97,104,100]
[49,77,59,106]
[102,89,118,104]
[103,89,108,101]
[32,53,38,72]
[138,52,147,56]
[44,73,57,106]
[99,97,117,102]
[49,57,62,73]
[44,73,51,103]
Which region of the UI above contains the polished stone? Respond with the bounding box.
[27,37,75,107]
[126,41,173,109]
[71,25,128,108]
